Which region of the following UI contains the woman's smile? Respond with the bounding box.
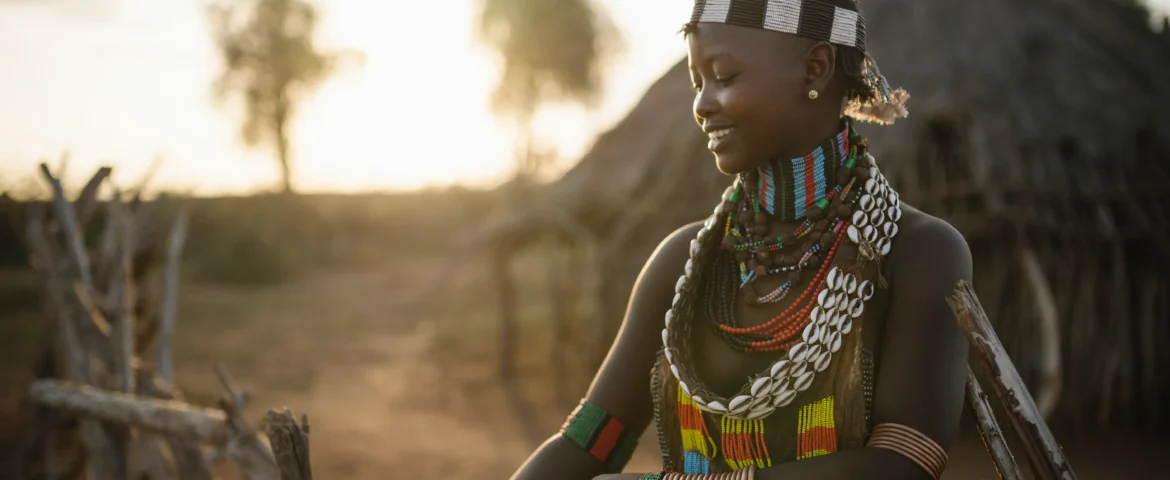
[705,126,735,152]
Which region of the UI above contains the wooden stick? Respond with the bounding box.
[264,409,312,480]
[158,211,189,384]
[75,166,113,227]
[947,280,1076,480]
[39,163,94,290]
[965,367,1023,480]
[214,365,280,479]
[29,379,230,444]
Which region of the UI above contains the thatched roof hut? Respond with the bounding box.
[490,0,1170,431]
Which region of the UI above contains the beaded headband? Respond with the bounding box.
[690,0,866,51]
[688,0,910,125]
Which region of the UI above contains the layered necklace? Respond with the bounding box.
[662,120,903,421]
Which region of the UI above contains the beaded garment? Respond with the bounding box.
[652,122,899,473]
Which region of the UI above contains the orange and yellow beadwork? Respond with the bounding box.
[677,389,772,474]
[720,416,772,471]
[796,396,838,459]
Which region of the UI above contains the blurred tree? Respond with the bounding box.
[205,0,360,194]
[477,0,621,182]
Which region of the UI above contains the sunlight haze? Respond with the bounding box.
[1,0,1167,195]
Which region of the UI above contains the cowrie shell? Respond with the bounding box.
[747,405,773,420]
[790,343,810,363]
[859,194,875,210]
[814,349,832,372]
[670,364,681,380]
[869,208,885,225]
[751,377,773,396]
[802,322,820,343]
[770,360,791,378]
[864,225,879,243]
[689,239,700,258]
[884,222,899,238]
[827,267,843,290]
[664,310,674,328]
[841,317,854,334]
[888,207,903,222]
[661,328,669,346]
[773,389,797,407]
[847,225,861,243]
[832,292,848,313]
[877,237,892,256]
[794,371,815,391]
[728,395,753,415]
[850,298,865,318]
[828,331,843,352]
[852,210,869,228]
[844,274,858,294]
[707,400,727,413]
[865,178,879,195]
[860,280,875,300]
[811,306,825,326]
[818,289,834,309]
[675,276,687,294]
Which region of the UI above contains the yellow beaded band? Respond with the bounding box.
[866,423,947,480]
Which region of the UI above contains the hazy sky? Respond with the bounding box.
[1,0,1167,195]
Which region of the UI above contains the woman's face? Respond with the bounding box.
[687,23,829,175]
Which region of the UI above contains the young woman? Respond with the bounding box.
[512,1,972,479]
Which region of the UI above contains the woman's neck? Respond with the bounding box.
[739,118,852,224]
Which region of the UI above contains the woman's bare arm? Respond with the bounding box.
[510,223,702,480]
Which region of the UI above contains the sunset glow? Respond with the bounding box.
[2,0,1167,195]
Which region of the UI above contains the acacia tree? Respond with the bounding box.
[477,0,620,182]
[206,0,354,194]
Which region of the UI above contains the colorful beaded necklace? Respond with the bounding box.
[661,119,903,421]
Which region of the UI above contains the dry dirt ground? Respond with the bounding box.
[4,261,1168,479]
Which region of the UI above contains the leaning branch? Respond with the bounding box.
[947,280,1076,480]
[28,379,229,444]
[965,367,1023,480]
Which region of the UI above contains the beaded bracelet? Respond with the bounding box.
[639,473,666,480]
[559,399,638,472]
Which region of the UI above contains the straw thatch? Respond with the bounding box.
[487,0,1170,431]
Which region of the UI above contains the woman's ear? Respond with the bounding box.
[802,41,837,93]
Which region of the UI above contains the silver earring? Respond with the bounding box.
[808,90,819,100]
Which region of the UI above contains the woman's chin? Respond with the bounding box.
[714,153,755,176]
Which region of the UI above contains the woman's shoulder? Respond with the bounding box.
[633,221,706,290]
[887,205,973,283]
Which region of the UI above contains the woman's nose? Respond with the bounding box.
[693,87,718,124]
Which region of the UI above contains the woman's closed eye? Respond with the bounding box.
[714,73,738,87]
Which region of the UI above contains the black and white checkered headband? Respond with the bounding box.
[690,0,867,53]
